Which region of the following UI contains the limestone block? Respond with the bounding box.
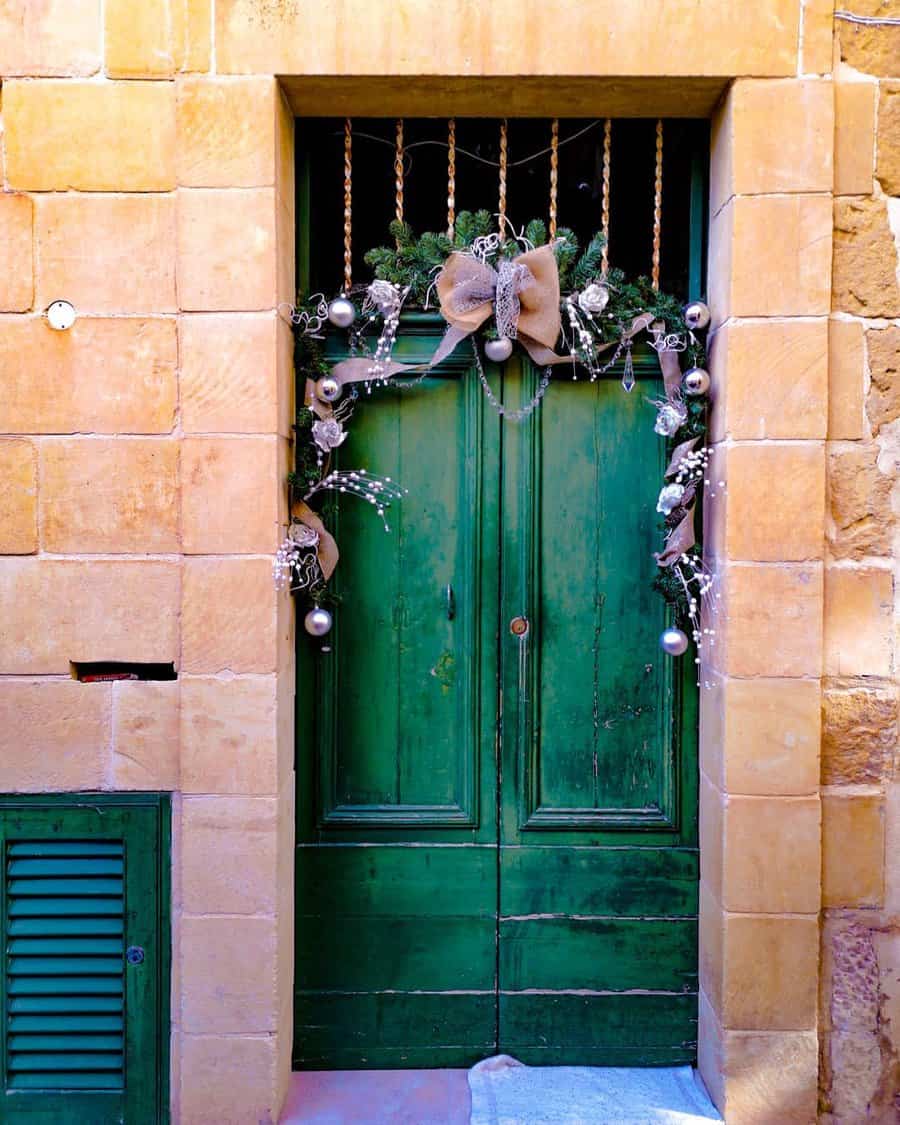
[176,188,277,312]
[839,3,900,76]
[700,675,821,796]
[182,557,278,673]
[176,77,278,187]
[105,0,210,77]
[112,680,179,790]
[866,324,900,436]
[0,440,37,554]
[721,914,819,1030]
[180,916,278,1033]
[877,82,900,196]
[828,318,866,440]
[4,81,175,191]
[722,795,821,914]
[180,676,279,795]
[827,446,893,559]
[710,79,833,214]
[711,195,833,320]
[0,194,34,312]
[179,313,280,433]
[180,796,277,914]
[40,438,179,554]
[0,0,100,77]
[834,82,877,196]
[700,776,724,905]
[0,559,179,674]
[716,564,824,679]
[181,436,281,554]
[0,679,108,791]
[723,443,825,562]
[833,197,900,318]
[801,0,835,75]
[177,1034,277,1125]
[0,318,177,435]
[35,194,176,314]
[887,782,900,912]
[708,319,828,443]
[215,0,801,77]
[721,1029,820,1124]
[824,566,893,677]
[822,684,897,785]
[822,790,885,907]
[699,884,725,1017]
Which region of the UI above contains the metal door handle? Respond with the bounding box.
[445,584,455,620]
[126,946,145,966]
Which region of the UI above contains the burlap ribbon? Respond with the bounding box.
[290,499,339,580]
[656,437,701,567]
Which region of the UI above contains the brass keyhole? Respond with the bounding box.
[510,616,529,637]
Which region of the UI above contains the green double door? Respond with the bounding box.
[295,319,698,1069]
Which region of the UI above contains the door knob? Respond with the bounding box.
[126,946,145,966]
[510,616,529,637]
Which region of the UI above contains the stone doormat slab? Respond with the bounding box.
[468,1055,722,1125]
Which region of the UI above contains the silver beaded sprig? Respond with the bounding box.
[670,552,720,686]
[273,539,320,593]
[471,342,552,422]
[304,469,407,531]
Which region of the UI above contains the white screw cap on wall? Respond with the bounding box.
[46,300,76,330]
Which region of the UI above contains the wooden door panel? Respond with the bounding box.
[497,359,698,1062]
[295,328,501,1068]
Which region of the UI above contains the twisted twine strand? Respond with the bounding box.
[394,119,404,234]
[601,118,612,276]
[652,119,663,292]
[447,118,456,240]
[343,118,352,293]
[549,118,559,239]
[498,119,508,236]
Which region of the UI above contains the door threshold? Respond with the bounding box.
[281,1069,471,1124]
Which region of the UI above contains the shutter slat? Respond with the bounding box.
[9,1033,124,1052]
[5,839,126,1091]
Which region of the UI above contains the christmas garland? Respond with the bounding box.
[278,214,717,665]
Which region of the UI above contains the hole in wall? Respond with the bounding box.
[70,662,178,683]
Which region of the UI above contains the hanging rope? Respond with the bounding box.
[447,119,456,240]
[549,118,559,239]
[498,119,508,235]
[601,118,612,276]
[343,118,353,294]
[651,119,663,291]
[394,119,405,239]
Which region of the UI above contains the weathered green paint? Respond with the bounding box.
[1,794,170,1124]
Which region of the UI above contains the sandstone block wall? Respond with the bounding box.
[0,1,898,1121]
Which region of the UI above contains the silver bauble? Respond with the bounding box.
[683,300,711,331]
[304,607,333,637]
[327,296,356,329]
[315,375,342,403]
[485,337,514,363]
[660,627,689,657]
[683,366,711,396]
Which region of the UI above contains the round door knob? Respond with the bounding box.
[126,946,145,966]
[510,616,529,637]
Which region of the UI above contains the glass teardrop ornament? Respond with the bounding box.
[621,344,635,393]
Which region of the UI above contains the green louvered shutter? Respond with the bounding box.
[7,840,126,1091]
[1,796,170,1125]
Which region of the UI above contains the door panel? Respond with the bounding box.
[295,324,502,1068]
[294,328,698,1070]
[497,358,698,1062]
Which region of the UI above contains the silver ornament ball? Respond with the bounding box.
[683,300,711,331]
[304,607,333,637]
[315,375,342,403]
[660,627,689,657]
[485,337,514,363]
[683,366,711,397]
[327,296,356,329]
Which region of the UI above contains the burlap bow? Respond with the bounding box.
[432,244,563,367]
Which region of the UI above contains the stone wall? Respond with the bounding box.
[818,10,900,1121]
[0,1,897,1122]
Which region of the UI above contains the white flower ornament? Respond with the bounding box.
[312,418,348,453]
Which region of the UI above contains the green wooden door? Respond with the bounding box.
[1,795,170,1124]
[294,326,698,1069]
